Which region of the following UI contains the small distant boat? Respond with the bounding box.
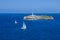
[15,20,18,24]
[21,22,26,30]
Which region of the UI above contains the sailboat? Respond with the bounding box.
[21,22,26,30]
[15,20,18,24]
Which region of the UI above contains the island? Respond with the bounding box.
[23,13,54,20]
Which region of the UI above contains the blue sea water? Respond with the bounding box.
[0,13,60,40]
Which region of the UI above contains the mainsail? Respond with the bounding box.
[21,22,26,30]
[15,20,18,24]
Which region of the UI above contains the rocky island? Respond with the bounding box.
[23,13,54,20]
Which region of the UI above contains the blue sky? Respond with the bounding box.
[0,0,60,13]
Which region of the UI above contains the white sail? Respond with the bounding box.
[15,20,18,24]
[21,22,26,30]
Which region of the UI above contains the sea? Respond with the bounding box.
[0,13,60,40]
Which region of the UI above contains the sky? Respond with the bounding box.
[0,0,60,13]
